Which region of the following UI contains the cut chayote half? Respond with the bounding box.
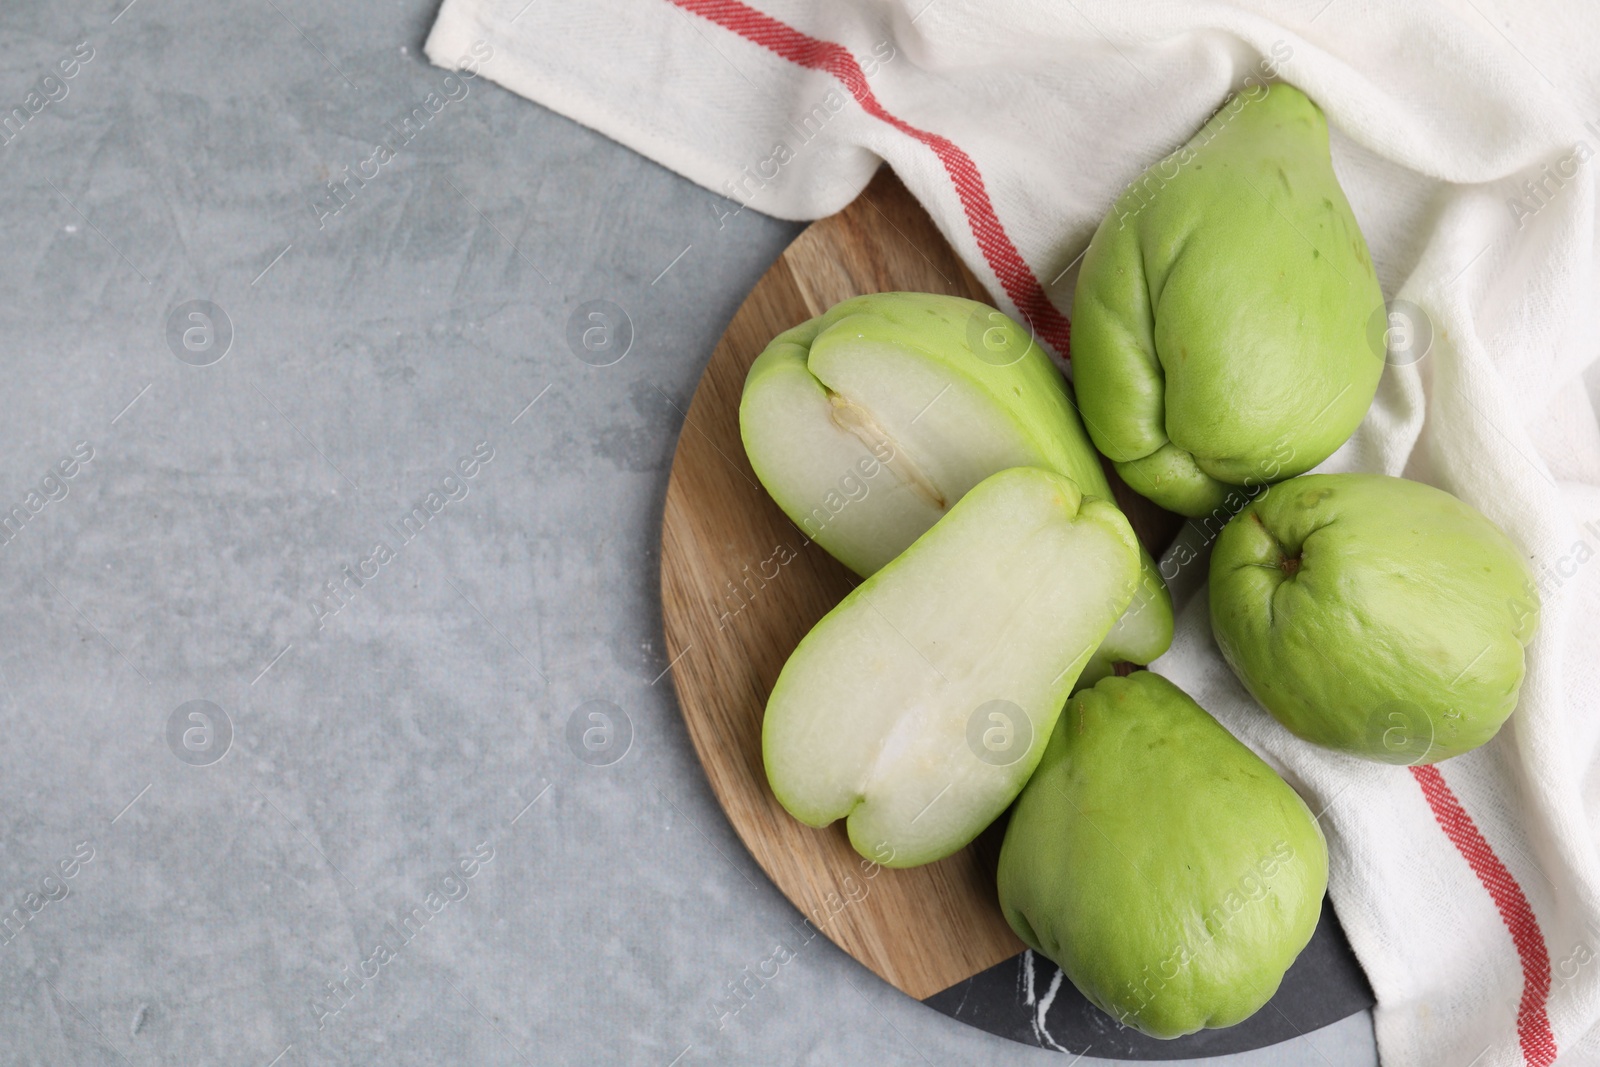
[763,468,1139,867]
[740,292,1172,681]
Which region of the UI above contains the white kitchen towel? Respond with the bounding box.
[425,2,1600,1064]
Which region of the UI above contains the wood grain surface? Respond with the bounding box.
[658,167,1181,1000]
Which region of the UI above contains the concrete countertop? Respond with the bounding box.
[0,0,1377,1062]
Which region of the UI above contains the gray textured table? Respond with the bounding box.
[0,1,1378,1063]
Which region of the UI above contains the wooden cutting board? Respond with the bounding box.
[658,167,1183,1001]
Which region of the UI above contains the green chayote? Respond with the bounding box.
[740,292,1171,679]
[1209,473,1539,763]
[1071,83,1383,517]
[998,671,1328,1038]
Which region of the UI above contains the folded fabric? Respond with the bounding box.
[425,2,1600,1063]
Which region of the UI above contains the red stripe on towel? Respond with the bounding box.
[671,0,1074,357]
[1411,765,1555,1067]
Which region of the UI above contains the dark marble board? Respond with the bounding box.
[924,897,1373,1057]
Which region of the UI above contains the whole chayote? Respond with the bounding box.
[1209,473,1539,763]
[998,671,1328,1038]
[1072,83,1383,517]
